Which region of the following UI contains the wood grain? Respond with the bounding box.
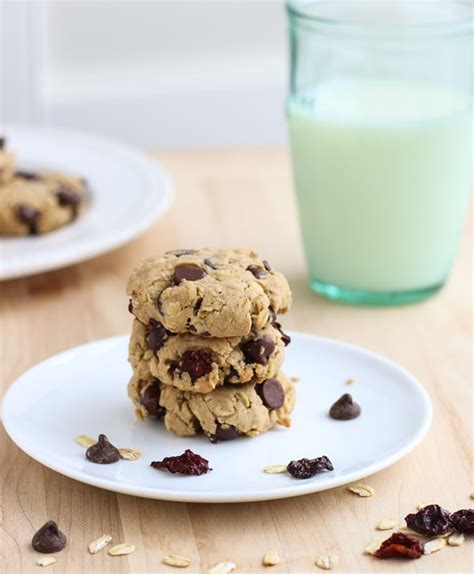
[0,149,472,573]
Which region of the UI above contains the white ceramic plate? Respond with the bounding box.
[1,332,431,503]
[0,125,173,280]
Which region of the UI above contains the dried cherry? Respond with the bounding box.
[179,350,213,381]
[374,533,423,560]
[405,504,452,537]
[287,455,333,479]
[150,449,211,475]
[451,509,474,533]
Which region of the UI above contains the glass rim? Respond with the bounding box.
[286,1,474,36]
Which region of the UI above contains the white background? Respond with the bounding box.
[0,1,288,148]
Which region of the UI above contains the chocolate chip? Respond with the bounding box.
[128,299,134,314]
[241,336,275,365]
[263,260,272,271]
[224,368,239,384]
[32,521,67,553]
[16,170,40,181]
[166,249,197,257]
[204,257,219,269]
[179,350,213,381]
[156,290,165,314]
[268,309,291,347]
[268,307,277,323]
[0,136,5,149]
[329,393,361,420]
[247,265,268,279]
[56,187,82,219]
[85,434,120,464]
[147,320,168,352]
[141,381,165,418]
[174,264,206,283]
[257,378,285,409]
[17,204,40,234]
[209,424,240,443]
[194,297,203,314]
[280,331,291,346]
[57,188,81,206]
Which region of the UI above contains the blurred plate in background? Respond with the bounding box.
[0,125,174,280]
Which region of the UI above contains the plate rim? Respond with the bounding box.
[1,332,432,503]
[0,124,174,281]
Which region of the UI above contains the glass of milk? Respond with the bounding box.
[287,1,473,305]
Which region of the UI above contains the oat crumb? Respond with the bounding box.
[315,555,339,570]
[376,519,397,531]
[263,549,280,566]
[348,483,375,497]
[36,557,56,567]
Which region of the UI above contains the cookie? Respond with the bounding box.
[128,371,295,441]
[0,171,86,235]
[0,137,16,184]
[128,318,290,393]
[127,248,292,338]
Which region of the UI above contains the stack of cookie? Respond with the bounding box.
[127,248,296,442]
[0,137,86,236]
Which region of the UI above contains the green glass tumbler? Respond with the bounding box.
[287,1,473,305]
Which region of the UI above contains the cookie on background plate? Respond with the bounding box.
[0,171,86,236]
[0,137,16,185]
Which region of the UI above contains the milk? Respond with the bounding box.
[288,79,472,294]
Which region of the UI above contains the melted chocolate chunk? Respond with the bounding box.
[257,378,285,409]
[268,308,277,323]
[209,424,240,443]
[204,257,218,269]
[156,290,165,314]
[241,337,275,365]
[224,368,239,384]
[262,260,272,271]
[147,320,168,352]
[166,249,197,257]
[247,265,268,279]
[194,297,203,314]
[56,187,82,217]
[280,331,291,346]
[16,170,40,181]
[17,204,40,234]
[174,264,206,283]
[141,381,165,418]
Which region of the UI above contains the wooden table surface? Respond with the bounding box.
[0,149,472,574]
